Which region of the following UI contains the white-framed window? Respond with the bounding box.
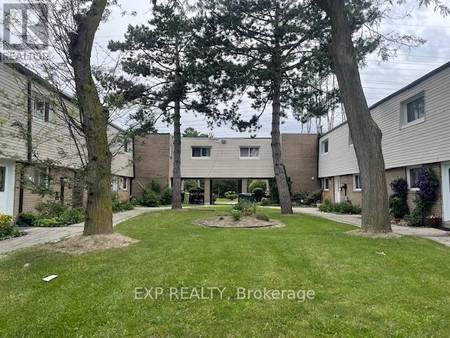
[407,166,422,191]
[192,147,211,158]
[34,167,49,188]
[123,138,133,154]
[32,97,53,122]
[353,174,362,191]
[322,178,330,191]
[239,147,260,158]
[122,177,128,191]
[111,177,118,192]
[0,166,5,192]
[321,139,329,155]
[401,93,425,128]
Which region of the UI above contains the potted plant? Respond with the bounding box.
[426,215,442,228]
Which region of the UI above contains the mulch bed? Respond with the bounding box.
[194,216,284,229]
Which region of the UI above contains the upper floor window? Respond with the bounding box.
[353,174,362,191]
[321,139,329,155]
[240,147,259,158]
[192,147,211,158]
[401,94,425,128]
[33,97,52,122]
[123,138,133,154]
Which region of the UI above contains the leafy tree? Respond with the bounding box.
[108,3,196,210]
[311,0,448,233]
[182,127,210,138]
[196,0,347,214]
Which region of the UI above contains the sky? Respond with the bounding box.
[3,0,448,138]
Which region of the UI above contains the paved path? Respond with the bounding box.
[293,207,450,247]
[0,207,170,255]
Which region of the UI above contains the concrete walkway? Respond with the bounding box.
[293,207,450,247]
[0,207,170,255]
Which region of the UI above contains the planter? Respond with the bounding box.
[427,217,442,228]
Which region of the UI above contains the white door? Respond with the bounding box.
[442,162,450,222]
[0,160,15,216]
[334,176,341,203]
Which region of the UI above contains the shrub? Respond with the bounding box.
[212,194,218,202]
[255,213,270,222]
[33,218,65,227]
[36,201,68,218]
[260,198,270,206]
[140,190,160,207]
[58,209,85,225]
[389,178,409,219]
[292,190,323,206]
[252,188,264,202]
[406,167,439,226]
[0,214,20,239]
[234,201,257,216]
[18,211,37,226]
[249,180,267,193]
[224,191,238,200]
[269,171,292,204]
[319,200,361,214]
[188,187,204,204]
[230,209,242,221]
[160,187,173,205]
[150,180,162,194]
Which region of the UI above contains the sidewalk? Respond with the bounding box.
[0,207,170,255]
[293,207,450,247]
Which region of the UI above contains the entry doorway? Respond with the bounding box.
[334,176,341,203]
[442,162,450,222]
[0,160,15,215]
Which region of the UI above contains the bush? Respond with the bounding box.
[58,209,85,225]
[389,178,409,219]
[18,211,37,226]
[230,209,242,221]
[269,170,292,204]
[249,180,267,193]
[224,191,238,200]
[292,190,323,206]
[260,198,270,206]
[188,187,204,204]
[33,218,65,227]
[319,200,361,214]
[233,201,257,216]
[150,180,162,194]
[140,190,160,207]
[36,201,68,218]
[160,187,173,205]
[252,188,264,202]
[255,213,270,222]
[0,214,20,239]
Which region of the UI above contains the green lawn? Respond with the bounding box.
[1,208,449,336]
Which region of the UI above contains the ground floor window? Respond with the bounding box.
[322,178,330,191]
[353,174,362,191]
[407,166,421,190]
[122,177,128,191]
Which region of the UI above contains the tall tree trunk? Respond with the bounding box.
[314,0,391,233]
[172,99,182,210]
[68,0,113,235]
[271,19,293,215]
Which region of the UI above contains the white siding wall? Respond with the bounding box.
[181,138,274,178]
[319,65,450,177]
[109,125,134,178]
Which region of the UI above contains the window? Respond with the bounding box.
[0,166,5,192]
[353,174,362,191]
[349,132,353,147]
[34,167,49,188]
[123,138,133,154]
[192,147,211,158]
[401,94,425,127]
[407,166,421,190]
[321,139,329,155]
[240,147,260,158]
[33,98,52,122]
[322,178,330,191]
[122,177,128,191]
[111,177,118,192]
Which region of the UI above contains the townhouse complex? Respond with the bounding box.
[0,59,449,223]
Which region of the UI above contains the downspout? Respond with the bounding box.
[19,80,33,213]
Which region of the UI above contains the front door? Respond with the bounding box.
[334,176,341,203]
[0,160,15,215]
[442,162,450,222]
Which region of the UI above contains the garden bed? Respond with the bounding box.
[194,216,283,229]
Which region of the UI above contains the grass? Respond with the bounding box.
[0,208,449,336]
